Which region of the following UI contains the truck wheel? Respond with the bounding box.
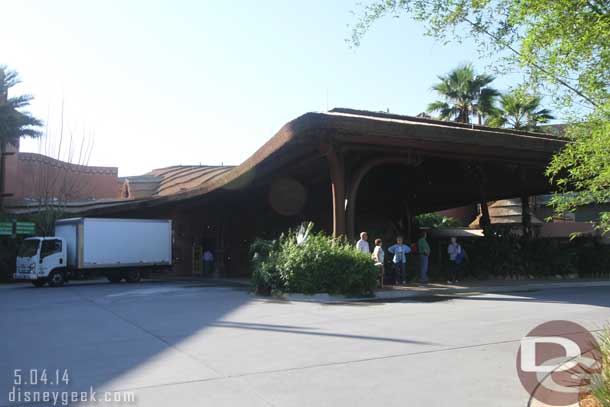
[107,274,122,283]
[48,271,66,287]
[125,269,141,283]
[31,280,46,288]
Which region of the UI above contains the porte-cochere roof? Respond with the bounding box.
[6,108,568,215]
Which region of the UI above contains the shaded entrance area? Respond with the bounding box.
[83,108,566,277]
[349,156,550,241]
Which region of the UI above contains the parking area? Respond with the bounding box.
[2,280,609,406]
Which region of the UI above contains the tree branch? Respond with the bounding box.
[462,17,600,108]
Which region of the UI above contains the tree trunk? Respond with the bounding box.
[0,140,6,212]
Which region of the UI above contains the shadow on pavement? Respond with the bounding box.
[1,277,440,405]
[209,320,440,345]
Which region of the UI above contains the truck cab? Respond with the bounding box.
[15,237,68,287]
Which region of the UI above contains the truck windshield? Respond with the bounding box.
[18,240,40,257]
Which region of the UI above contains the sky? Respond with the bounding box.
[2,0,531,176]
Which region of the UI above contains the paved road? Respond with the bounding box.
[1,281,609,406]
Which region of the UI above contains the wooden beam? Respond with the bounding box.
[477,166,491,233]
[323,144,346,237]
[522,195,532,238]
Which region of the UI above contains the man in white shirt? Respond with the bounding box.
[356,232,370,254]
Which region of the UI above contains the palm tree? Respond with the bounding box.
[486,88,554,131]
[0,66,43,208]
[427,64,499,125]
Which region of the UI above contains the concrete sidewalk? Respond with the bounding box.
[281,278,610,303]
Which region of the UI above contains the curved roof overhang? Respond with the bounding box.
[37,108,566,216]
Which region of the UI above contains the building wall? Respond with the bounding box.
[574,204,610,223]
[4,152,119,201]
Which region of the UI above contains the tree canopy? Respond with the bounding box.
[0,66,42,209]
[350,0,609,108]
[427,64,499,124]
[350,0,610,233]
[487,87,554,131]
[0,66,42,147]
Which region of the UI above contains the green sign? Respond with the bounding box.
[15,222,36,235]
[0,222,12,236]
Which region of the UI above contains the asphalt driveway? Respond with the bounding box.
[1,280,609,406]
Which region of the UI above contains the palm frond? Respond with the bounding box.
[428,64,500,125]
[0,66,21,93]
[0,66,43,144]
[489,88,554,131]
[427,101,459,121]
[7,95,35,109]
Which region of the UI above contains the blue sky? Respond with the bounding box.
[2,0,530,176]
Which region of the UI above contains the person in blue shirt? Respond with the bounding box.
[388,236,411,285]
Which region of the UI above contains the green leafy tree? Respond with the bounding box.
[415,212,461,228]
[350,0,610,233]
[0,66,43,208]
[427,64,499,124]
[487,88,554,131]
[547,109,610,233]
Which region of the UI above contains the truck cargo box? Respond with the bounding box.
[55,218,172,269]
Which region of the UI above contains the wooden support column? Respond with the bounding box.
[321,143,346,237]
[480,200,491,232]
[477,165,491,233]
[519,167,532,238]
[404,200,413,242]
[521,195,531,238]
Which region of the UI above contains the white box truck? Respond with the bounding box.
[15,218,172,287]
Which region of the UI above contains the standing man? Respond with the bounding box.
[203,249,214,276]
[388,236,411,285]
[418,231,431,285]
[356,232,370,254]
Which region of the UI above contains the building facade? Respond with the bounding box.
[3,143,118,205]
[63,108,568,277]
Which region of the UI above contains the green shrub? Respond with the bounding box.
[415,213,461,228]
[591,328,610,406]
[457,229,591,279]
[574,238,610,278]
[250,223,378,297]
[249,238,283,296]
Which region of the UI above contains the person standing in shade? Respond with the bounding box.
[371,238,385,288]
[447,237,464,284]
[356,232,370,254]
[203,249,214,275]
[418,231,431,284]
[388,236,411,285]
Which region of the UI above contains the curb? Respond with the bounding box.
[277,280,610,304]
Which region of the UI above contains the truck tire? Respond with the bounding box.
[107,274,122,283]
[31,280,46,288]
[125,269,142,283]
[48,271,66,287]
